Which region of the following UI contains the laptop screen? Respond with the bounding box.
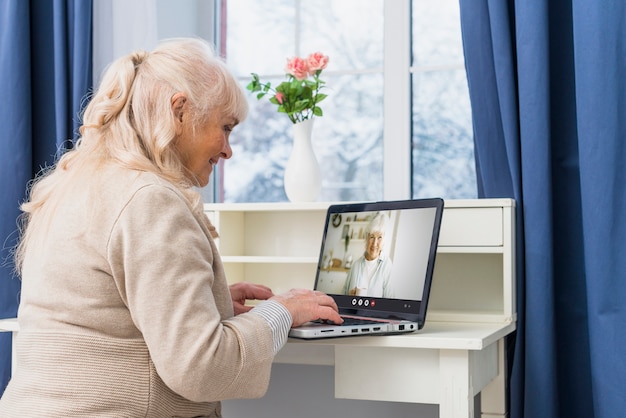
[314,198,444,323]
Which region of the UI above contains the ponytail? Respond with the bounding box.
[81,50,149,132]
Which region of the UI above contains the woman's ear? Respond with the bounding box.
[171,93,187,130]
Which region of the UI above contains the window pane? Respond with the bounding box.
[300,0,384,72]
[225,0,295,75]
[411,0,476,199]
[412,70,475,198]
[319,73,384,202]
[224,0,384,203]
[412,0,465,67]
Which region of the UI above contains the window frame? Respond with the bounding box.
[383,0,412,200]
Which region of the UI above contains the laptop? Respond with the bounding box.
[289,198,444,339]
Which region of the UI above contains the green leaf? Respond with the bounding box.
[315,93,328,103]
[294,100,309,112]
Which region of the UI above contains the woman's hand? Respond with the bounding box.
[229,282,274,315]
[271,289,343,328]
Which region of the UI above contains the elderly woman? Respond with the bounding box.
[0,38,342,417]
[342,212,394,298]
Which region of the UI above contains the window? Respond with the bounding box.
[411,0,475,199]
[219,0,475,203]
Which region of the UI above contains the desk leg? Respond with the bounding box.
[480,339,508,418]
[440,349,473,418]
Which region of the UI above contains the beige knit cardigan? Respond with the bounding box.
[0,166,275,417]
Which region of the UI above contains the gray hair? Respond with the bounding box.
[79,37,248,182]
[365,212,389,236]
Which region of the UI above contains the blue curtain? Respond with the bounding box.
[0,0,92,394]
[459,1,626,417]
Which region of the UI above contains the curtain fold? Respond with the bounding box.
[0,0,31,395]
[0,0,92,395]
[572,2,626,416]
[460,0,626,417]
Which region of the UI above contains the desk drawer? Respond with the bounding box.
[439,207,503,247]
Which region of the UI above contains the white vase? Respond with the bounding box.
[284,118,322,202]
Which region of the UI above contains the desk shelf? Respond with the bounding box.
[204,198,516,325]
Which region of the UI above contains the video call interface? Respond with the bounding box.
[314,206,438,316]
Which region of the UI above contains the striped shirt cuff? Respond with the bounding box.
[252,300,293,354]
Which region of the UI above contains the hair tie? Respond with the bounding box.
[131,50,149,68]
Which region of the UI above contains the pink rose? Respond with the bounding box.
[306,52,329,72]
[285,56,309,80]
[275,92,284,104]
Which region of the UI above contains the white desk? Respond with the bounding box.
[277,321,514,418]
[0,319,512,418]
[205,199,516,418]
